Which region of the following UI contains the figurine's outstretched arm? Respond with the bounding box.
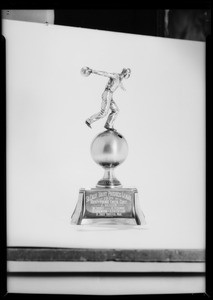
[91,69,117,79]
[81,66,116,79]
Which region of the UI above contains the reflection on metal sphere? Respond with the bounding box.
[91,130,128,188]
[91,130,128,168]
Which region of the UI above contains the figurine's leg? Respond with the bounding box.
[104,100,119,130]
[86,92,111,127]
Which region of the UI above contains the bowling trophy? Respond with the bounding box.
[71,67,146,225]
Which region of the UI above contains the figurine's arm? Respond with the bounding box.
[81,66,116,79]
[91,69,117,79]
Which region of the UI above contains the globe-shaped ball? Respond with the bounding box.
[81,66,91,77]
[91,130,128,168]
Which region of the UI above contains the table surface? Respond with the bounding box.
[7,247,206,294]
[7,247,205,262]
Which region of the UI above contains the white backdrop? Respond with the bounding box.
[3,20,205,249]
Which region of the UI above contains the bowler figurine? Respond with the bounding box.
[81,67,131,130]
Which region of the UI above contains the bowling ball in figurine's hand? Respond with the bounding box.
[81,66,92,77]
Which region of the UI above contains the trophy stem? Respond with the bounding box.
[96,167,122,188]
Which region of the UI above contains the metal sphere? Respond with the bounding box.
[91,130,128,168]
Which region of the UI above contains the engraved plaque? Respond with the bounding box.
[71,188,145,225]
[85,190,134,218]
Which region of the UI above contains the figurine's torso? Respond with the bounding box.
[105,74,121,93]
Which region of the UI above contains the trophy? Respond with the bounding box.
[71,67,146,225]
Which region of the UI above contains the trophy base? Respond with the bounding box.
[81,218,138,226]
[71,187,146,226]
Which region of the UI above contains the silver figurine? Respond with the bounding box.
[81,67,131,130]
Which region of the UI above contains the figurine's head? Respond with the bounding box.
[121,68,131,79]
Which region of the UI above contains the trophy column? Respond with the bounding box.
[71,129,146,225]
[91,130,128,188]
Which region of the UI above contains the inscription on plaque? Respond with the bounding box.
[85,190,134,218]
